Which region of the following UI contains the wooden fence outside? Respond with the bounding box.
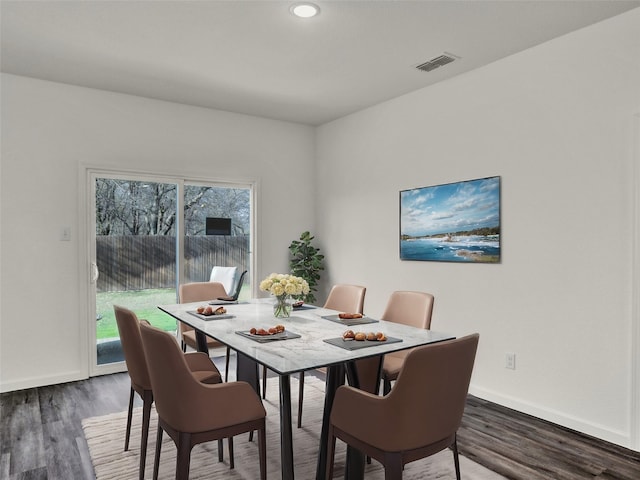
[97,235,249,292]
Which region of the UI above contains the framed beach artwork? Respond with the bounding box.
[400,176,501,263]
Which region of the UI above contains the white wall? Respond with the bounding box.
[1,8,638,452]
[315,10,640,449]
[0,74,316,392]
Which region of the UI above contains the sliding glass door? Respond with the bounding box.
[182,184,251,288]
[88,171,252,374]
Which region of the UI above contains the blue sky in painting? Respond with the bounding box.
[401,177,500,237]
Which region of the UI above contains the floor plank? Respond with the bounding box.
[457,395,640,480]
[1,358,639,479]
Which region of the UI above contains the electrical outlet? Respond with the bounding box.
[505,353,516,370]
[60,226,71,241]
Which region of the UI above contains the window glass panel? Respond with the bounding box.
[183,185,251,300]
[95,178,177,365]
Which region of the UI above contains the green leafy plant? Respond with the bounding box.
[289,231,324,304]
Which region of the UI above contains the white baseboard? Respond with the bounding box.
[469,383,634,451]
[0,370,87,394]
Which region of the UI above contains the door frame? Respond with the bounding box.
[79,166,257,377]
[631,113,640,450]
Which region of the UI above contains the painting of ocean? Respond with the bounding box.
[400,177,501,263]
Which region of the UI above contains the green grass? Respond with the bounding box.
[96,284,251,340]
[96,288,178,339]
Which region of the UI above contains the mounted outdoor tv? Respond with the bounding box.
[400,176,501,263]
[206,217,232,236]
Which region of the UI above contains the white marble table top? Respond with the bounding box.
[158,298,454,375]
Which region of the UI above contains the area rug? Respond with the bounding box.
[83,375,506,479]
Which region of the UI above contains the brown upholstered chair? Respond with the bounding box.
[380,291,434,395]
[293,284,367,427]
[179,282,232,380]
[326,334,480,480]
[324,284,367,314]
[139,321,267,480]
[114,305,222,480]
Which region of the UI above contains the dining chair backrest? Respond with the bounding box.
[178,281,232,380]
[139,321,265,433]
[139,321,267,479]
[114,305,151,391]
[323,284,378,393]
[139,321,211,431]
[330,333,479,454]
[227,270,247,300]
[323,284,366,313]
[385,333,478,449]
[381,290,434,329]
[179,281,228,304]
[209,266,238,295]
[178,281,228,333]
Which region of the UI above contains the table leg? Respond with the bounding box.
[236,353,261,445]
[279,374,295,480]
[236,352,260,394]
[344,361,359,387]
[316,363,345,480]
[195,330,209,353]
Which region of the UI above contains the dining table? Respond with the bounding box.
[158,298,455,480]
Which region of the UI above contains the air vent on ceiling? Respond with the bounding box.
[415,53,458,72]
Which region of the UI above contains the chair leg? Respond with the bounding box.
[452,435,461,480]
[153,425,163,480]
[326,427,337,480]
[218,439,224,462]
[228,436,235,469]
[139,390,153,480]
[181,340,186,352]
[262,365,267,399]
[176,432,192,480]
[384,452,403,480]
[124,387,135,451]
[259,426,267,480]
[297,371,305,428]
[225,346,231,382]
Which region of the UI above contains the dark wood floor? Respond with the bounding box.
[1,361,639,479]
[457,396,640,480]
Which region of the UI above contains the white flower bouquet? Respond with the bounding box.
[260,273,310,317]
[259,273,310,298]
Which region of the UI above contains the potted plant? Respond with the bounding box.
[289,231,324,304]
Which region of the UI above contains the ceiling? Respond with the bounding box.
[2,1,639,125]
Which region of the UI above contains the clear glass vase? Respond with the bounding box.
[273,295,292,318]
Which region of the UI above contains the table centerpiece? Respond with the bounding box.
[260,273,310,318]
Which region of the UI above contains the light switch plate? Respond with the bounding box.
[61,226,71,241]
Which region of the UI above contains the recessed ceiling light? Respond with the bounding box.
[290,3,320,18]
